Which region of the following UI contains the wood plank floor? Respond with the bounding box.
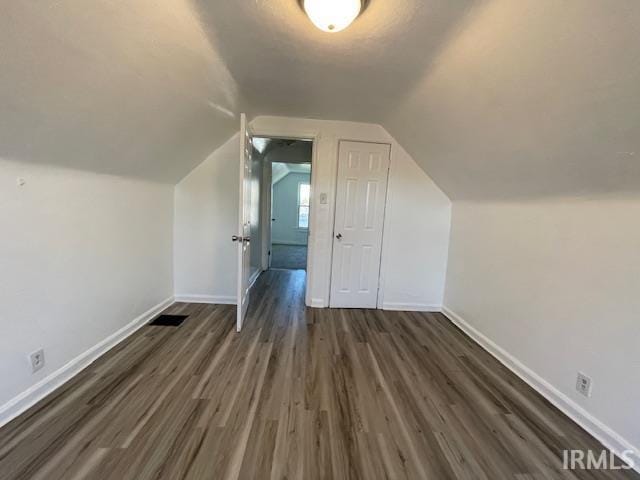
[0,269,637,479]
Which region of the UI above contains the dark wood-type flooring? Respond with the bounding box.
[0,269,637,479]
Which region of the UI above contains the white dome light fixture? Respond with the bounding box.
[303,0,364,33]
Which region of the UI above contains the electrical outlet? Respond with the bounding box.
[576,372,592,397]
[29,349,45,373]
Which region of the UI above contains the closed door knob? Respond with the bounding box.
[232,235,242,242]
[335,233,343,240]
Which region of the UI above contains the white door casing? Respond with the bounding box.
[235,113,252,331]
[330,141,391,309]
[260,157,272,271]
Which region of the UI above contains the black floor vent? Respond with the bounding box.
[149,314,188,327]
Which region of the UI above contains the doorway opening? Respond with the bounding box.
[237,117,316,331]
[271,161,311,269]
[252,136,313,275]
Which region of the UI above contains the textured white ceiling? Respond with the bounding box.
[2,0,639,197]
[195,0,475,122]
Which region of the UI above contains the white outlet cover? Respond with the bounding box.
[30,349,45,373]
[576,372,592,397]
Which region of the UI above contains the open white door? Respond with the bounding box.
[234,113,252,332]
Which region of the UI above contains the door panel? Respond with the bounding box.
[330,141,391,308]
[338,243,353,292]
[236,113,252,331]
[359,245,373,292]
[363,181,378,229]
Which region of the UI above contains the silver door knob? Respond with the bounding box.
[243,237,251,243]
[232,235,242,242]
[336,233,343,240]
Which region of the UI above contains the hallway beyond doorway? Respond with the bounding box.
[271,244,307,270]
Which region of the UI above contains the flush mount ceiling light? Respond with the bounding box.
[302,0,367,33]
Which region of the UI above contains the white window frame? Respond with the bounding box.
[296,181,310,230]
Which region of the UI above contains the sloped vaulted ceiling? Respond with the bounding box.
[383,0,640,200]
[2,0,640,198]
[1,0,243,183]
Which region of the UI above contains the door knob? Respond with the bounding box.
[335,233,343,240]
[232,235,242,242]
[243,237,251,243]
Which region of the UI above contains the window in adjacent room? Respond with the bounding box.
[297,182,310,229]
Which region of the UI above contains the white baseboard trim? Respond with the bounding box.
[442,306,640,473]
[0,296,175,428]
[310,298,326,308]
[308,300,442,311]
[248,269,261,290]
[174,294,237,305]
[175,274,259,307]
[382,302,442,312]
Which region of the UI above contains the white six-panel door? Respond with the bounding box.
[235,113,252,332]
[330,141,391,308]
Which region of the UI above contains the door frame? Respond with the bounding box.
[327,140,392,309]
[260,156,272,272]
[251,126,319,308]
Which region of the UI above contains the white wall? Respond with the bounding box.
[174,116,451,310]
[379,143,451,310]
[444,196,640,462]
[173,135,239,304]
[0,158,174,422]
[272,172,311,246]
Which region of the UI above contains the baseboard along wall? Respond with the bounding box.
[0,296,175,428]
[173,294,236,305]
[442,306,640,473]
